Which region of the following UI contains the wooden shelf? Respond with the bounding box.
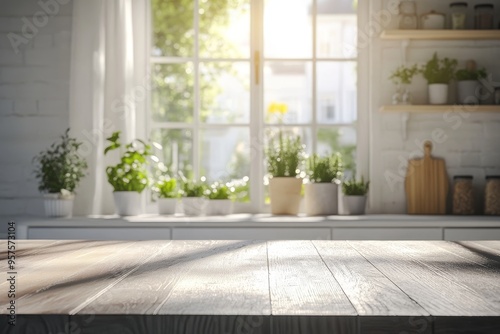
[380,30,500,40]
[379,105,500,113]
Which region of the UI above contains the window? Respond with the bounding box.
[150,0,357,212]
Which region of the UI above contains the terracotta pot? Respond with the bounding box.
[158,198,178,215]
[305,183,339,216]
[43,194,73,218]
[269,177,302,215]
[113,191,143,216]
[206,199,233,216]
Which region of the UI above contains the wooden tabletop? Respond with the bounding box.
[1,240,500,334]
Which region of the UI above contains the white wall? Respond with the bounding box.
[367,0,500,214]
[0,0,73,216]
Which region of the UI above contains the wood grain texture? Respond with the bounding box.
[72,315,270,334]
[0,315,69,334]
[271,316,357,334]
[349,241,500,316]
[156,241,270,316]
[434,316,500,334]
[405,141,448,214]
[7,241,171,314]
[267,240,356,316]
[358,316,433,334]
[313,240,428,316]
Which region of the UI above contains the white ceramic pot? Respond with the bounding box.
[269,177,302,215]
[420,11,445,29]
[181,197,207,216]
[304,183,339,216]
[158,198,178,215]
[43,194,73,218]
[113,191,143,216]
[457,80,480,105]
[344,196,367,215]
[205,199,233,216]
[428,83,448,105]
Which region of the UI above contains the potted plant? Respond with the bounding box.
[179,178,207,216]
[104,131,151,216]
[389,64,419,105]
[455,60,487,105]
[342,176,370,215]
[266,131,305,215]
[154,177,178,215]
[205,181,234,216]
[304,153,343,216]
[420,52,457,105]
[32,129,88,217]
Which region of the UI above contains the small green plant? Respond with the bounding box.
[420,52,458,84]
[104,131,151,193]
[206,181,233,200]
[32,128,88,195]
[307,153,343,183]
[180,179,207,197]
[154,178,178,199]
[266,131,305,177]
[342,176,370,196]
[389,64,419,85]
[455,68,487,81]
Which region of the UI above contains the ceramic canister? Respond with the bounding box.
[421,11,446,29]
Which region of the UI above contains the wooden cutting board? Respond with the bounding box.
[405,141,449,214]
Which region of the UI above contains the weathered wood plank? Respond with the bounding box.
[271,316,357,334]
[434,316,500,334]
[349,241,500,316]
[267,240,356,316]
[462,241,500,258]
[72,315,270,334]
[154,241,270,316]
[313,240,428,316]
[432,241,500,269]
[0,315,69,334]
[6,241,171,314]
[358,316,433,334]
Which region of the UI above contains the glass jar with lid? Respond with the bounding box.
[453,175,475,215]
[475,4,495,29]
[399,1,418,29]
[450,2,468,29]
[485,176,500,215]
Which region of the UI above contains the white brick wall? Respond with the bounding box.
[370,0,500,214]
[0,0,73,217]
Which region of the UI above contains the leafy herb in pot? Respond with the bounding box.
[104,131,152,193]
[389,64,419,85]
[32,128,88,197]
[154,178,178,199]
[266,131,305,177]
[420,52,458,84]
[342,176,370,196]
[180,179,207,197]
[307,153,343,183]
[455,60,487,81]
[206,181,233,200]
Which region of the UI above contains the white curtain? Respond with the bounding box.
[69,0,149,215]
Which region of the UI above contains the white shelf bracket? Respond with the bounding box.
[401,112,410,140]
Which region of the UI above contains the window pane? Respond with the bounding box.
[200,62,250,124]
[152,63,194,123]
[200,128,250,182]
[199,0,250,58]
[316,0,357,58]
[264,62,312,124]
[316,61,357,124]
[264,0,312,59]
[151,128,193,178]
[317,127,356,172]
[152,0,194,57]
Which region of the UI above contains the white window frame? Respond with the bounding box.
[146,0,364,214]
